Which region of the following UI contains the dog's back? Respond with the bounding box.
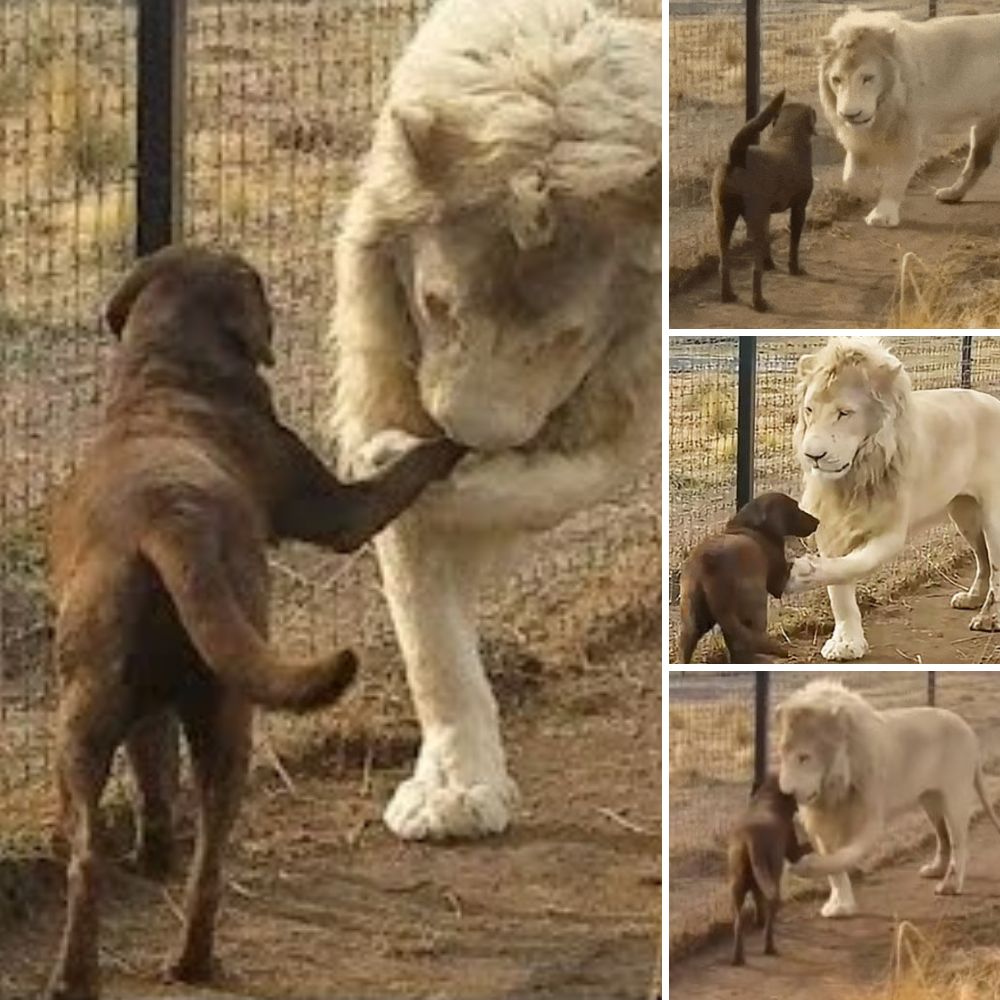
[728,775,809,965]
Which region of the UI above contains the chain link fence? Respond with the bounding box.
[668,670,1000,955]
[0,0,662,837]
[668,335,1000,661]
[668,0,1000,276]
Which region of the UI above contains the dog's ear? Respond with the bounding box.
[222,262,275,368]
[730,496,768,532]
[104,247,185,338]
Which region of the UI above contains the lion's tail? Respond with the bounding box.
[973,763,1000,839]
[728,90,786,170]
[140,524,358,713]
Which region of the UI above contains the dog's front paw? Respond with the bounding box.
[864,204,899,228]
[821,628,868,661]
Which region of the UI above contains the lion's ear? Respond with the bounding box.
[871,354,904,397]
[392,103,470,178]
[797,351,820,379]
[819,34,836,56]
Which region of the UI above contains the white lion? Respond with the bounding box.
[819,8,1000,227]
[787,336,1000,661]
[777,680,1000,918]
[328,0,661,840]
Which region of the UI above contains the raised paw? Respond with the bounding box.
[820,896,857,919]
[934,185,964,205]
[951,590,987,610]
[920,860,948,879]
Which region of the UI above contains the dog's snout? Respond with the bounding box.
[805,450,827,462]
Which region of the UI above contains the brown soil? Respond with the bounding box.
[668,154,1000,329]
[0,649,661,1000]
[669,810,1000,1000]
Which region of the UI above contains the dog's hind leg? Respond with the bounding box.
[716,196,740,303]
[47,676,130,1000]
[166,688,252,984]
[746,208,770,312]
[948,496,991,609]
[731,882,748,966]
[762,895,779,956]
[936,116,1000,204]
[789,198,808,276]
[918,791,951,879]
[125,710,180,880]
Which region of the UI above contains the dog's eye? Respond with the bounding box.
[831,75,842,85]
[804,405,813,416]
[798,753,810,765]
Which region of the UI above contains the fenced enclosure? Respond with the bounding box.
[668,0,1000,273]
[667,335,1000,660]
[668,670,1000,953]
[0,0,662,839]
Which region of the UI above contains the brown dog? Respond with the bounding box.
[677,492,818,663]
[46,245,464,1000]
[712,89,817,312]
[728,773,811,966]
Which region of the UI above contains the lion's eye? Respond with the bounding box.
[804,405,813,416]
[837,409,853,419]
[831,75,842,85]
[798,753,810,764]
[861,74,874,84]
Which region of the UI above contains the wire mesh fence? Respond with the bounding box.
[0,0,662,834]
[668,0,1000,273]
[668,669,1000,952]
[667,335,1000,660]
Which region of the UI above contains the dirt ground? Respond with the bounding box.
[669,810,1000,1000]
[668,154,1000,329]
[0,647,661,1000]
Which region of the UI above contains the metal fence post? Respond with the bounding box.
[136,0,187,256]
[746,0,761,119]
[928,671,936,707]
[960,335,974,388]
[753,671,770,791]
[736,337,757,510]
[928,0,937,17]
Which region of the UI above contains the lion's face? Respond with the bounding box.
[795,366,883,480]
[777,707,847,805]
[396,203,620,451]
[820,30,895,130]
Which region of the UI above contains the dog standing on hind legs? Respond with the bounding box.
[45,245,464,1000]
[712,89,817,312]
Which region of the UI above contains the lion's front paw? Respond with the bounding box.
[951,589,987,610]
[820,895,857,919]
[864,204,900,228]
[934,185,965,205]
[384,775,519,841]
[350,429,427,479]
[970,608,1000,632]
[790,854,822,878]
[785,555,820,595]
[821,628,868,661]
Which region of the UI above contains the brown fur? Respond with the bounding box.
[728,774,812,966]
[46,245,464,1000]
[677,492,819,663]
[712,90,817,312]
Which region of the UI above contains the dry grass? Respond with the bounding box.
[855,922,1000,1000]
[892,239,1000,328]
[669,702,753,787]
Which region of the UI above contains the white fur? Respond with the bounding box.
[327,0,661,839]
[787,336,1000,661]
[819,9,1000,227]
[778,680,1000,916]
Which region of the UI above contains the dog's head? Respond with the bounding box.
[775,101,818,137]
[105,244,275,368]
[729,492,819,539]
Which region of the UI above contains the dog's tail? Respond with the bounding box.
[974,763,1000,839]
[728,90,786,170]
[714,607,788,662]
[140,525,357,713]
[746,838,780,901]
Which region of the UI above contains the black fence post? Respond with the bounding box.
[136,0,187,256]
[927,671,936,707]
[746,0,761,118]
[960,336,974,388]
[736,337,757,511]
[928,0,937,17]
[753,671,770,791]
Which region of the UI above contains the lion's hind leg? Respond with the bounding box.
[968,502,1000,631]
[935,787,974,895]
[948,496,990,609]
[935,117,1000,204]
[918,790,951,879]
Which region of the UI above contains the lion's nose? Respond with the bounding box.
[805,450,827,462]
